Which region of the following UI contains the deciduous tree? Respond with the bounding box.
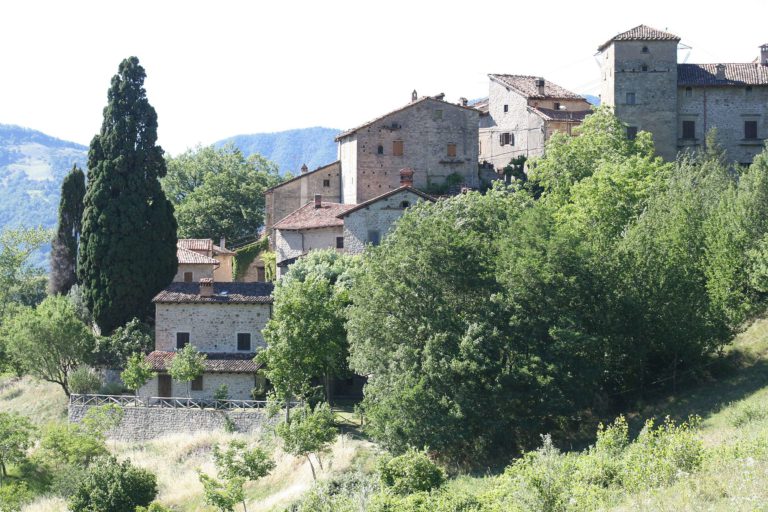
[168,344,206,397]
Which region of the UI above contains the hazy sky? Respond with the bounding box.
[1,0,766,158]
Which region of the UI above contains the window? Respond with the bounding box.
[368,230,380,246]
[434,109,443,120]
[323,179,330,187]
[642,46,649,53]
[256,266,266,282]
[191,376,203,391]
[685,87,692,97]
[626,126,638,140]
[682,120,696,139]
[400,200,410,208]
[626,92,636,105]
[745,120,758,140]
[641,64,648,72]
[499,132,513,146]
[183,271,193,283]
[237,333,251,351]
[336,236,344,249]
[393,140,403,156]
[176,332,190,349]
[503,104,509,113]
[377,145,384,155]
[553,102,560,110]
[447,143,457,157]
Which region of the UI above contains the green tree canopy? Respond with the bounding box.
[0,227,50,320]
[0,412,35,486]
[78,56,177,334]
[276,402,337,481]
[163,144,281,243]
[69,456,157,512]
[49,165,85,295]
[121,352,155,394]
[168,344,206,397]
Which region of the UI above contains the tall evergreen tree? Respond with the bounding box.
[49,165,85,295]
[78,57,177,333]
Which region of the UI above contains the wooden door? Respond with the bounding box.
[158,374,172,397]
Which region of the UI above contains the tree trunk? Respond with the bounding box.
[324,372,332,405]
[242,499,248,512]
[285,388,291,423]
[307,455,316,481]
[316,453,324,471]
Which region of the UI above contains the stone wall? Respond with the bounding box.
[155,303,270,353]
[173,263,214,283]
[274,226,342,277]
[69,404,274,441]
[138,372,258,401]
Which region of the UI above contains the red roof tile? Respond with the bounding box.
[488,75,585,100]
[598,25,680,51]
[146,351,262,373]
[337,186,435,218]
[273,201,355,230]
[153,282,274,304]
[177,247,219,265]
[678,63,768,86]
[178,239,213,252]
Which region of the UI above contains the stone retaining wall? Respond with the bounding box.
[69,404,274,441]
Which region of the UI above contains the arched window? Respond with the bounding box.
[377,145,384,155]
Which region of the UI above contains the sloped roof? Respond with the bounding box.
[678,63,768,86]
[177,247,219,265]
[337,186,435,218]
[489,75,584,100]
[265,161,341,193]
[178,239,213,252]
[153,282,274,304]
[335,96,480,141]
[212,244,235,256]
[146,351,262,373]
[598,25,681,52]
[273,201,355,230]
[529,106,592,122]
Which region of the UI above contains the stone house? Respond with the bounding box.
[336,93,480,204]
[338,169,435,255]
[174,246,217,283]
[598,25,768,164]
[139,279,273,401]
[175,238,235,282]
[264,161,342,245]
[273,196,355,278]
[477,75,593,170]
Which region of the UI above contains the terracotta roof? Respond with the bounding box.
[146,351,262,373]
[273,201,355,230]
[335,96,480,141]
[598,25,680,52]
[177,247,219,265]
[488,75,584,100]
[265,161,341,193]
[153,282,274,304]
[178,239,213,252]
[530,107,592,122]
[337,186,435,218]
[678,63,768,86]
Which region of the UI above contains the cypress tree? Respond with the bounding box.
[78,57,177,333]
[49,165,85,295]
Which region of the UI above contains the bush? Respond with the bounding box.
[379,448,446,495]
[0,481,33,511]
[136,503,175,512]
[68,365,102,394]
[69,456,157,512]
[99,380,126,395]
[214,384,229,400]
[35,422,108,467]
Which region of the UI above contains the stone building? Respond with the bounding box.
[599,25,768,164]
[336,94,479,204]
[338,169,435,255]
[173,246,217,283]
[478,75,592,169]
[175,238,235,283]
[273,195,354,278]
[264,161,341,244]
[139,279,274,401]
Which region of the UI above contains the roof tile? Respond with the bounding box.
[488,75,585,100]
[178,239,213,252]
[678,63,768,86]
[598,25,680,51]
[146,351,262,373]
[153,282,274,304]
[177,247,219,265]
[273,201,355,230]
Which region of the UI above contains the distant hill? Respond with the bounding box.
[217,127,340,175]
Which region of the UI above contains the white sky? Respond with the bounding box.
[1,0,766,156]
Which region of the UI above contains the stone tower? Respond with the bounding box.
[598,25,680,160]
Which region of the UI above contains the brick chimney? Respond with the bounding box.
[716,64,726,80]
[434,92,445,101]
[399,168,415,188]
[535,78,546,96]
[761,44,768,65]
[301,164,308,174]
[459,97,468,106]
[199,277,214,297]
[412,89,418,102]
[314,194,322,208]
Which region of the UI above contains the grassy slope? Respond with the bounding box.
[0,375,67,424]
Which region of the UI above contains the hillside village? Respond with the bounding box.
[3,22,768,512]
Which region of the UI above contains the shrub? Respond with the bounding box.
[0,481,33,512]
[379,448,446,495]
[35,422,108,467]
[136,503,175,512]
[68,365,102,394]
[727,400,768,427]
[99,380,126,395]
[69,456,157,512]
[214,384,229,400]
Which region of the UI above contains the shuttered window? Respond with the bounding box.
[447,143,457,157]
[745,120,758,140]
[176,332,190,349]
[237,333,251,351]
[682,121,695,139]
[191,376,203,391]
[393,140,403,156]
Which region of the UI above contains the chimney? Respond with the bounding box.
[300,164,308,174]
[459,97,468,107]
[399,167,415,188]
[535,78,546,96]
[761,44,768,65]
[219,237,226,250]
[314,194,322,208]
[434,92,445,101]
[716,64,726,80]
[412,89,418,102]
[199,277,214,297]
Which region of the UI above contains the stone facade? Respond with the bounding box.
[599,25,768,163]
[173,263,214,283]
[264,161,342,243]
[138,372,258,401]
[155,302,270,353]
[337,96,479,204]
[341,188,434,255]
[274,226,343,278]
[69,404,273,441]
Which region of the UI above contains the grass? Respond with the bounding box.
[0,374,67,424]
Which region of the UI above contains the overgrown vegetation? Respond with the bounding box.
[232,237,270,281]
